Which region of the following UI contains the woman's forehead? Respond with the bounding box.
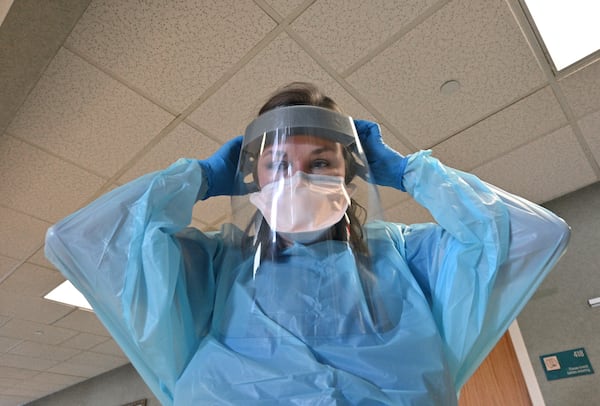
[263,135,341,153]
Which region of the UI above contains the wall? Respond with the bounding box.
[519,181,600,405]
[26,364,159,406]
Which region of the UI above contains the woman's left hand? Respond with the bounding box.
[354,119,408,191]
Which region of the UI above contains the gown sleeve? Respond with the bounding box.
[400,150,570,390]
[44,158,222,406]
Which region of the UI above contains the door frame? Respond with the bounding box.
[509,320,545,406]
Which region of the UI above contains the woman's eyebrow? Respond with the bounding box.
[310,146,337,155]
[261,149,286,160]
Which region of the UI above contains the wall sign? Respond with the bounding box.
[540,348,594,381]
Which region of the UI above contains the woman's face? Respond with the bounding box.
[256,135,346,188]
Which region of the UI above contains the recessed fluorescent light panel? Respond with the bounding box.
[44,280,93,311]
[523,0,600,70]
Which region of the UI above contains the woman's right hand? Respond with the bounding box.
[198,135,243,199]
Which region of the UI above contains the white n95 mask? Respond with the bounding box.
[249,172,355,240]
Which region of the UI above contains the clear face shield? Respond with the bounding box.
[218,106,398,347]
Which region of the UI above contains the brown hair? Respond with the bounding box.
[258,82,341,115]
[242,82,369,259]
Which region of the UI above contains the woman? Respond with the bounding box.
[46,82,570,405]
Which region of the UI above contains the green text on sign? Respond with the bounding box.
[540,348,594,381]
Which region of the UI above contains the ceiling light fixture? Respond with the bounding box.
[523,0,600,70]
[44,280,93,311]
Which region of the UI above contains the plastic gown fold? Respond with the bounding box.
[45,107,570,405]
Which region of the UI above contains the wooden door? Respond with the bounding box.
[459,332,532,406]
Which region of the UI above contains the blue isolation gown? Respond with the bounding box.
[45,151,570,405]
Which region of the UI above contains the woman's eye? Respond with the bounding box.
[312,160,329,169]
[269,160,289,171]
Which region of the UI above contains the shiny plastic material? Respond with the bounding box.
[230,108,387,330]
[45,151,570,405]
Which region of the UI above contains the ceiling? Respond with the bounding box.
[1,0,599,404]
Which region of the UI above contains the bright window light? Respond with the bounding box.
[44,280,93,311]
[523,0,600,70]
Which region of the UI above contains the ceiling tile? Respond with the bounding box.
[90,338,125,358]
[0,136,105,223]
[64,0,276,112]
[193,196,232,229]
[7,48,174,178]
[52,309,110,337]
[0,0,91,135]
[47,351,127,378]
[559,59,600,118]
[0,353,60,371]
[265,0,305,18]
[27,247,56,270]
[0,394,33,405]
[384,198,435,225]
[347,0,546,148]
[0,292,73,325]
[0,262,64,297]
[0,336,20,353]
[63,350,127,368]
[29,371,85,387]
[372,125,414,161]
[0,206,51,260]
[432,86,567,170]
[44,362,92,378]
[291,0,439,72]
[0,318,78,346]
[8,341,80,362]
[0,255,19,281]
[473,126,598,203]
[59,333,108,351]
[579,109,600,163]
[188,33,383,144]
[0,377,27,393]
[119,122,220,183]
[0,366,38,380]
[378,186,410,211]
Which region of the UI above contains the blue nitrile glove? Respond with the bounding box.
[197,135,243,200]
[354,119,408,191]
